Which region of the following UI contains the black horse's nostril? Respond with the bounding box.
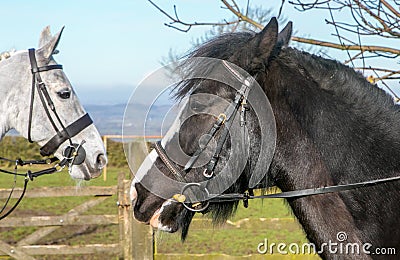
[96,153,107,170]
[133,209,151,223]
[131,184,138,203]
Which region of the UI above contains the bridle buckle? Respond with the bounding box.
[203,168,214,178]
[217,113,227,124]
[55,164,65,172]
[179,183,210,212]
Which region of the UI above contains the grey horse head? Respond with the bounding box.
[0,26,107,180]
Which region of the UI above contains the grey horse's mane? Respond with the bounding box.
[0,50,16,61]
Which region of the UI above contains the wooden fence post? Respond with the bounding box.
[118,172,130,259]
[126,141,154,260]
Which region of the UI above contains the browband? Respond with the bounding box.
[40,113,93,156]
[31,64,63,73]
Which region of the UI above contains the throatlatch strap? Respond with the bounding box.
[40,113,93,156]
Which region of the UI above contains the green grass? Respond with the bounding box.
[0,136,319,258]
[155,198,318,258]
[0,166,320,259]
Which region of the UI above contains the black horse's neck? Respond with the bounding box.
[262,48,400,259]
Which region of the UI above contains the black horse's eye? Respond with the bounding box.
[190,100,206,112]
[57,90,71,99]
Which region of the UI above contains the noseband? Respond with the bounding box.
[27,48,93,164]
[154,60,400,213]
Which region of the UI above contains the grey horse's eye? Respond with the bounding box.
[57,90,71,99]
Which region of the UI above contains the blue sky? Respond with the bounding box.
[0,1,396,105]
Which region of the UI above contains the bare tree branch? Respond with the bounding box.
[147,0,400,92]
[380,0,400,18]
[224,1,399,56]
[148,0,400,55]
[147,0,240,32]
[292,36,400,55]
[290,0,400,38]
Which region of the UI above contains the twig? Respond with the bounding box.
[344,51,364,65]
[380,0,400,18]
[147,0,240,32]
[328,2,354,67]
[291,36,400,55]
[147,0,400,56]
[370,67,400,102]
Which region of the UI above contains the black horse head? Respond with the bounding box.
[131,17,400,259]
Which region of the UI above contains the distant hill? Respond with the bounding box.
[4,103,176,137]
[84,104,126,135]
[85,103,177,136]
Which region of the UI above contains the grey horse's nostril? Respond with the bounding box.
[96,154,107,170]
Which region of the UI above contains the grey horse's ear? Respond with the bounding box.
[38,26,64,60]
[38,26,52,48]
[277,21,292,48]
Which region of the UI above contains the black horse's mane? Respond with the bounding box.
[285,48,399,119]
[176,30,398,117]
[175,30,400,154]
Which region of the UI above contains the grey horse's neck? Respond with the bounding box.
[0,50,15,62]
[0,117,8,140]
[0,51,30,140]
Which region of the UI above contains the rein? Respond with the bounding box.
[0,156,63,220]
[154,60,400,213]
[183,175,400,205]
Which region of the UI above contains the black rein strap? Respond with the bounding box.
[0,157,61,220]
[206,175,400,203]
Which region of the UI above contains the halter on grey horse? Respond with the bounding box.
[0,26,107,180]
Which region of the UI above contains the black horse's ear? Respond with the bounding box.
[231,17,278,72]
[277,21,292,48]
[250,17,278,63]
[250,17,278,59]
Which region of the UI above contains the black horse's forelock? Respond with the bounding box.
[172,32,255,100]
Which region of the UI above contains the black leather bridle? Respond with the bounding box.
[154,60,400,212]
[27,48,92,163]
